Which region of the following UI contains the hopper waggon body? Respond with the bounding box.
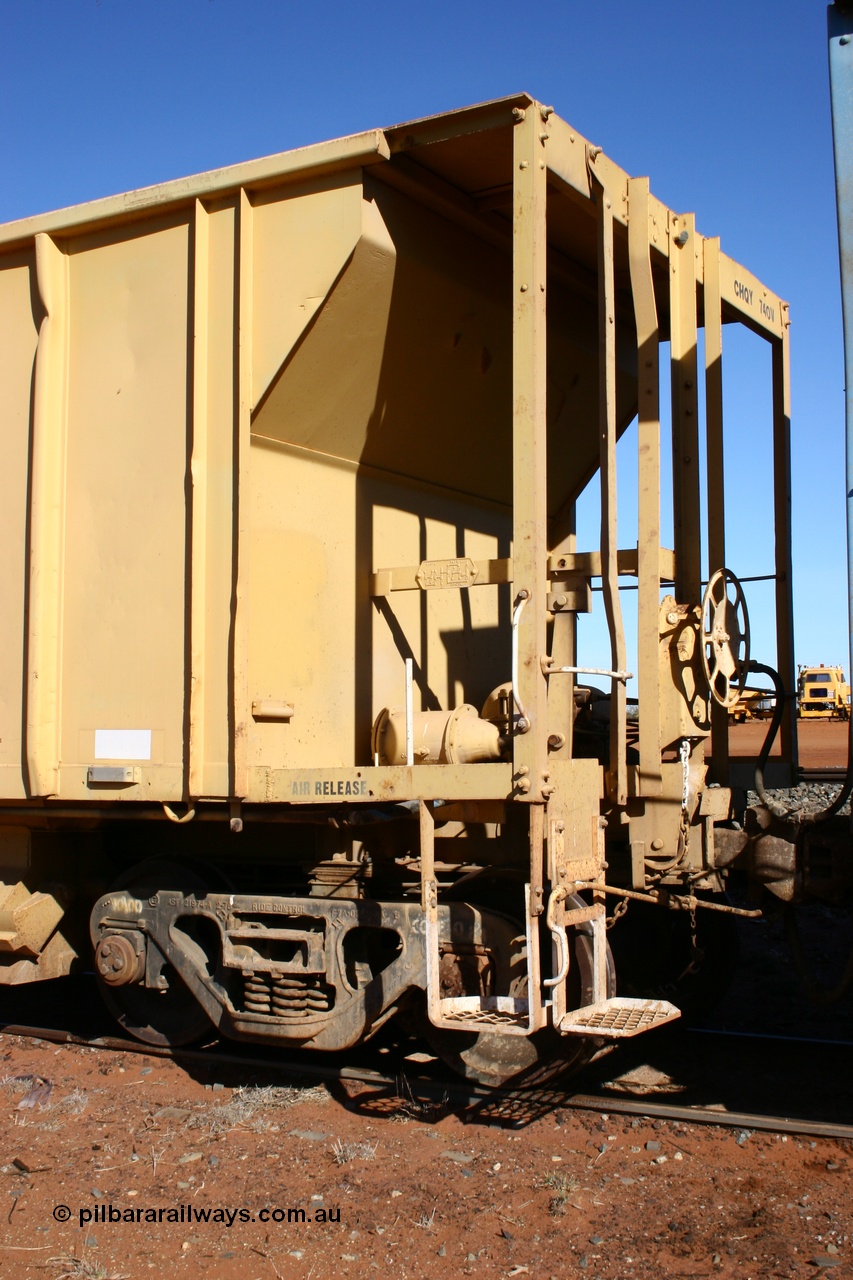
[0,96,832,1084]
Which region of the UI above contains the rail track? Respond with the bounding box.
[3,1009,852,1145]
[797,766,848,783]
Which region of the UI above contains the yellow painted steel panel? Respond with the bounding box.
[253,178,511,493]
[253,176,637,517]
[59,218,190,799]
[253,192,397,467]
[368,489,508,730]
[196,202,239,799]
[0,253,38,797]
[248,441,351,770]
[251,176,363,410]
[247,441,509,772]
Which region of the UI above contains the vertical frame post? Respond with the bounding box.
[526,803,545,1031]
[419,798,442,1028]
[232,189,253,800]
[511,106,549,799]
[670,213,702,604]
[188,199,210,800]
[591,157,627,806]
[27,233,68,798]
[772,315,798,773]
[629,177,662,795]
[704,236,730,781]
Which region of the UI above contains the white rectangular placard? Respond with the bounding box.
[94,729,152,761]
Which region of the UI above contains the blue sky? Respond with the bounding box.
[1,0,846,686]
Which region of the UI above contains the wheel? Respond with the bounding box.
[420,871,615,1087]
[91,857,222,1047]
[701,568,750,709]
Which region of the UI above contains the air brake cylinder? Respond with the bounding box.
[371,704,507,766]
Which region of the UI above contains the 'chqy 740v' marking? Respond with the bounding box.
[733,279,753,306]
[733,279,775,324]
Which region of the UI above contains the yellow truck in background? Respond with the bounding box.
[797,665,851,719]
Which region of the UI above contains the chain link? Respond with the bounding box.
[677,895,705,980]
[675,738,692,867]
[605,895,629,930]
[679,739,691,809]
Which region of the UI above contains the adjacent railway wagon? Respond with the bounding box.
[0,96,837,1084]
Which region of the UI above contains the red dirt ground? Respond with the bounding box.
[0,1033,849,1280]
[729,718,848,769]
[0,720,849,1280]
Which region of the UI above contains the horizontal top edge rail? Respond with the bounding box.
[0,94,787,341]
[0,130,391,249]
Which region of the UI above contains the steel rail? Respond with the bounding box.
[554,1092,853,1141]
[2,1021,852,1143]
[688,1025,853,1049]
[797,767,848,782]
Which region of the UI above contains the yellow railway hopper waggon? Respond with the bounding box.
[0,96,837,1084]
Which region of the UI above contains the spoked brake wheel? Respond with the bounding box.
[701,568,750,708]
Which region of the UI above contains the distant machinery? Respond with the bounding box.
[797,666,851,720]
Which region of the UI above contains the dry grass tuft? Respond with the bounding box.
[186,1083,329,1136]
[46,1256,129,1280]
[331,1137,379,1164]
[542,1170,580,1216]
[392,1073,449,1123]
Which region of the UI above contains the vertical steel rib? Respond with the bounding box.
[188,199,210,799]
[591,157,627,806]
[27,234,68,798]
[669,213,701,604]
[511,106,548,799]
[704,236,730,780]
[772,320,798,773]
[232,190,253,799]
[628,177,662,795]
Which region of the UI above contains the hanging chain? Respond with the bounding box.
[677,894,705,980]
[680,738,691,810]
[675,738,692,867]
[672,740,704,976]
[605,896,629,930]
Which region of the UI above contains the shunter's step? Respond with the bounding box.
[438,995,529,1029]
[559,996,680,1038]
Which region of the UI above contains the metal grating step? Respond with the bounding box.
[559,996,680,1038]
[438,995,529,1029]
[439,1007,529,1028]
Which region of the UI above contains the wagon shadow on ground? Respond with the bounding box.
[1,908,851,1138]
